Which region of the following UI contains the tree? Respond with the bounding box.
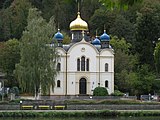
[110,37,138,93]
[15,8,59,98]
[134,0,160,68]
[109,15,135,43]
[99,0,143,10]
[62,31,71,44]
[0,39,20,87]
[131,64,155,95]
[154,42,160,76]
[0,0,32,41]
[89,8,116,35]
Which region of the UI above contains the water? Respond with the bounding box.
[0,117,160,120]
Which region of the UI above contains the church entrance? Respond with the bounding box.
[79,78,87,95]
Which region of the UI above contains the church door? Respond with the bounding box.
[79,78,87,95]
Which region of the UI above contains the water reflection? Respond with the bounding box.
[0,117,160,120]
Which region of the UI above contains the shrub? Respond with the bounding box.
[111,90,124,96]
[93,87,108,96]
[10,86,19,96]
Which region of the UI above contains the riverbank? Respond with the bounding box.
[0,110,160,117]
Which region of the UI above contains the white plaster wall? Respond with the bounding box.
[100,72,114,94]
[51,48,66,95]
[68,42,99,72]
[67,73,76,95]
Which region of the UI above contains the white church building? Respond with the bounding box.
[51,12,114,96]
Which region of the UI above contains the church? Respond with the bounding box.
[50,11,114,96]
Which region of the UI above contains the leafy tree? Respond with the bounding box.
[154,41,160,76]
[10,86,19,96]
[0,0,6,9]
[62,31,71,44]
[93,87,108,96]
[109,15,135,43]
[80,0,101,21]
[99,0,143,10]
[15,8,59,98]
[110,36,132,54]
[0,0,32,41]
[131,64,155,95]
[0,39,20,87]
[135,0,160,68]
[110,37,138,93]
[2,0,14,9]
[89,8,116,35]
[111,90,124,96]
[39,0,76,31]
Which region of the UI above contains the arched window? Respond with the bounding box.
[105,63,108,72]
[57,80,61,87]
[57,63,61,71]
[86,59,89,71]
[105,80,108,88]
[77,58,80,71]
[81,56,85,71]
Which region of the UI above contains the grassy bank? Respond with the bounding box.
[0,110,160,118]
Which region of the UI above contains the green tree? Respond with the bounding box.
[154,41,160,76]
[89,8,116,35]
[99,0,143,10]
[0,39,20,87]
[109,15,135,43]
[131,64,155,95]
[62,31,71,44]
[15,8,59,98]
[110,37,138,94]
[0,0,32,41]
[135,0,160,68]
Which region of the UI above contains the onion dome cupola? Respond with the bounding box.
[100,30,110,41]
[70,12,88,31]
[54,29,64,41]
[100,30,110,49]
[92,37,101,49]
[69,12,89,43]
[92,37,101,45]
[54,29,64,47]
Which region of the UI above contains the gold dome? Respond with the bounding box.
[70,12,88,31]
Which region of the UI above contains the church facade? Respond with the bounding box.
[51,12,114,96]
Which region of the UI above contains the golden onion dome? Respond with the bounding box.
[70,12,88,31]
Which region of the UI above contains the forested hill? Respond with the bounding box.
[0,0,160,96]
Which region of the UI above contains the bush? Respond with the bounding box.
[10,86,19,96]
[93,87,108,96]
[111,90,124,96]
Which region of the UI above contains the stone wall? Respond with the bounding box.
[1,104,160,110]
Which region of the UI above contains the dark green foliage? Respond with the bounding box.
[0,110,160,117]
[131,64,156,95]
[135,0,160,67]
[10,86,19,96]
[93,87,108,96]
[154,42,160,76]
[2,0,13,9]
[0,0,32,41]
[89,8,116,35]
[109,14,135,43]
[15,8,58,97]
[111,90,124,96]
[0,39,20,87]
